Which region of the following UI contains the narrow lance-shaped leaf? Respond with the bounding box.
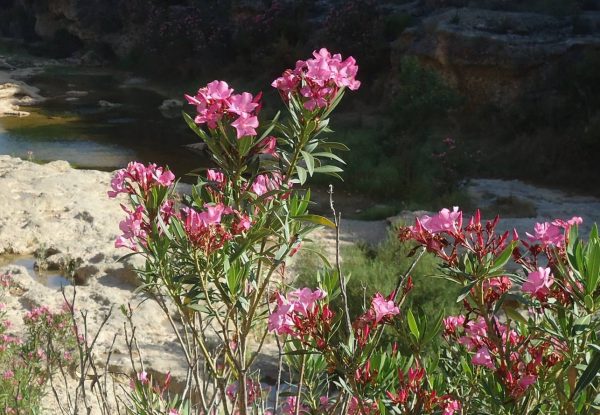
[572,347,600,398]
[407,308,420,340]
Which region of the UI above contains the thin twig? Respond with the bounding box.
[294,354,307,415]
[394,247,426,295]
[329,184,352,335]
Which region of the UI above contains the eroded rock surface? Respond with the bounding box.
[0,156,186,414]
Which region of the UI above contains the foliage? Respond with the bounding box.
[295,231,458,321]
[0,274,78,414]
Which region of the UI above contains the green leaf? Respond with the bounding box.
[321,141,350,151]
[590,223,599,240]
[456,280,477,302]
[584,294,594,310]
[296,166,307,184]
[312,151,346,164]
[407,308,420,340]
[573,347,600,398]
[300,150,315,176]
[322,89,345,118]
[313,165,343,173]
[489,241,516,274]
[504,306,528,325]
[238,135,254,157]
[258,111,280,141]
[182,111,207,139]
[585,239,600,294]
[292,214,336,228]
[423,309,444,345]
[572,315,591,335]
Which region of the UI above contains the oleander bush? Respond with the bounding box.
[106,48,600,414]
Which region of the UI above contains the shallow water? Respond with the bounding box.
[0,66,207,177]
[0,255,71,289]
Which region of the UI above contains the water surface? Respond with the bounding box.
[0,66,207,177]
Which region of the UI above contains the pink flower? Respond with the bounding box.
[472,346,495,369]
[526,222,563,246]
[228,92,259,116]
[300,84,332,110]
[233,213,252,234]
[107,169,127,197]
[272,48,360,108]
[115,205,147,251]
[251,172,286,197]
[137,371,149,385]
[418,207,462,234]
[156,169,175,186]
[3,370,14,379]
[443,315,465,334]
[371,292,399,324]
[518,374,537,389]
[267,300,295,335]
[204,80,234,100]
[442,399,461,415]
[522,267,554,297]
[271,70,300,95]
[168,410,180,415]
[108,162,175,198]
[268,288,327,335]
[257,136,277,157]
[181,203,233,234]
[288,287,327,316]
[458,317,488,350]
[199,203,232,225]
[231,113,259,139]
[347,396,378,415]
[282,396,309,415]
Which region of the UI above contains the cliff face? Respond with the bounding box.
[395,7,600,106]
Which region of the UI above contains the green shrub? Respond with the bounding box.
[295,228,459,321]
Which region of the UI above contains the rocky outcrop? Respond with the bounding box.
[395,7,600,105]
[0,156,188,413]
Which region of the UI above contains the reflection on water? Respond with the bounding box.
[0,255,71,289]
[0,66,208,178]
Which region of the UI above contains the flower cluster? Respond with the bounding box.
[400,208,513,266]
[386,366,460,415]
[268,288,334,348]
[272,48,360,110]
[443,313,563,399]
[108,161,175,198]
[353,292,400,347]
[115,201,175,251]
[525,217,582,248]
[251,171,291,199]
[185,80,262,139]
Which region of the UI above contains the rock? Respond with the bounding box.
[395,8,600,106]
[0,80,45,117]
[45,253,74,271]
[66,90,88,97]
[158,98,183,118]
[98,99,122,108]
[73,264,99,285]
[0,157,190,413]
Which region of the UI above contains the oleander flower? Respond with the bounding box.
[472,346,495,369]
[522,267,554,297]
